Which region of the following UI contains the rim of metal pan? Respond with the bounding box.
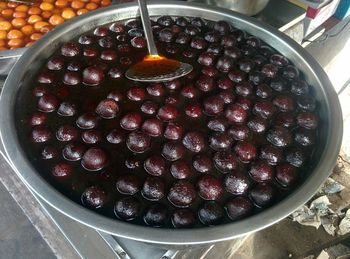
[0,1,343,245]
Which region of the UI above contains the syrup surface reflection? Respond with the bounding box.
[126,55,193,82]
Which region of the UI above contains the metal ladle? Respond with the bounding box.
[125,0,193,82]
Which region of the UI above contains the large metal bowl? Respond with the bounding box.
[0,1,342,246]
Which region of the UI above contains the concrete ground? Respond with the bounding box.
[0,181,55,259]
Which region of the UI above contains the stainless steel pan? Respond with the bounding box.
[0,1,343,246]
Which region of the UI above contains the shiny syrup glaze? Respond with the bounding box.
[130,55,181,78]
[15,16,319,228]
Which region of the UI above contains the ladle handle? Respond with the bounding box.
[138,0,158,56]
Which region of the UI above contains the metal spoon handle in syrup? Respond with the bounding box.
[138,0,158,56]
[125,0,193,82]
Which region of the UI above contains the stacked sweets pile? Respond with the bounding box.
[0,0,111,50]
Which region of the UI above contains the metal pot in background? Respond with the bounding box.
[188,0,270,16]
[0,1,342,246]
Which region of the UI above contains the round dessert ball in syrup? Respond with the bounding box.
[294,128,316,147]
[274,113,295,128]
[214,20,231,35]
[227,125,250,141]
[185,103,202,118]
[170,160,193,179]
[204,96,225,116]
[32,85,49,98]
[276,163,299,187]
[247,116,268,134]
[218,78,234,90]
[56,125,79,142]
[127,86,146,102]
[144,204,168,227]
[63,143,85,161]
[196,75,215,92]
[218,90,236,105]
[142,118,163,137]
[172,209,196,228]
[142,177,166,201]
[197,174,224,201]
[285,147,306,168]
[82,130,102,144]
[213,151,239,172]
[259,145,283,165]
[147,83,165,97]
[273,95,295,112]
[235,82,253,97]
[182,131,206,153]
[248,161,274,182]
[51,162,73,178]
[164,123,183,140]
[164,79,182,90]
[157,104,179,121]
[116,174,142,195]
[58,102,77,117]
[125,157,142,170]
[297,95,317,112]
[159,28,174,42]
[141,101,158,115]
[81,186,107,209]
[234,142,257,163]
[162,141,185,161]
[81,147,108,171]
[115,197,141,221]
[157,15,174,26]
[193,154,213,174]
[82,66,105,86]
[95,99,119,119]
[47,56,65,70]
[94,27,109,37]
[225,196,253,221]
[224,172,251,195]
[296,112,319,130]
[41,146,59,160]
[207,118,229,132]
[198,52,216,66]
[250,184,275,208]
[267,126,293,147]
[181,84,198,99]
[198,201,224,226]
[168,180,196,208]
[221,35,237,48]
[37,94,59,113]
[120,112,142,131]
[63,72,81,86]
[165,95,181,105]
[76,112,99,129]
[144,155,166,176]
[81,35,93,47]
[29,112,47,126]
[61,42,80,57]
[176,32,191,44]
[209,132,233,151]
[225,104,248,124]
[126,131,152,153]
